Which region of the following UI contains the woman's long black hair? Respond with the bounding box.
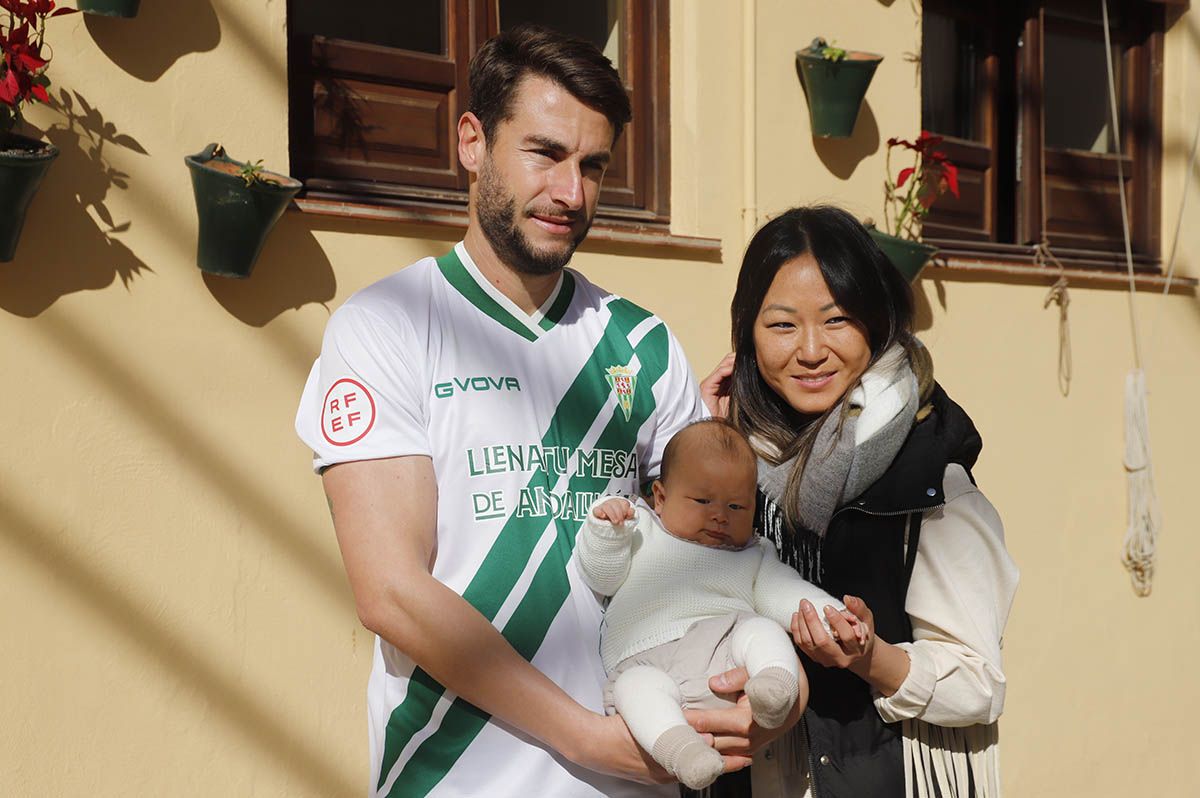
[728,205,923,474]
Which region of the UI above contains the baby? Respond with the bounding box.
[575,419,862,790]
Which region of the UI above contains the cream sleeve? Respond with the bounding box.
[874,464,1020,727]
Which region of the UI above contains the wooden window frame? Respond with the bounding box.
[286,0,673,237]
[921,0,1165,274]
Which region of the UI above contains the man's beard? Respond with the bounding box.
[476,159,591,276]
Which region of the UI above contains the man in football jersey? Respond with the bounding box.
[297,25,789,798]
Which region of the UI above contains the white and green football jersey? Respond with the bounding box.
[296,242,704,798]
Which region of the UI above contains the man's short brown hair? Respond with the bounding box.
[468,24,632,146]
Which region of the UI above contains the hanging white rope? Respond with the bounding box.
[1122,370,1160,595]
[1036,244,1072,397]
[1162,111,1200,295]
[1101,0,1161,596]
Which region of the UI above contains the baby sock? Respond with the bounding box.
[652,724,724,790]
[744,666,799,729]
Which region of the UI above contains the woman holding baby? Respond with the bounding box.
[700,206,1019,798]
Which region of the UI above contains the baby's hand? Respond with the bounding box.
[592,498,636,528]
[833,609,869,647]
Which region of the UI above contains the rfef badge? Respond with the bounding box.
[605,365,637,422]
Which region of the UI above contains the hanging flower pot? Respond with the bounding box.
[0,134,58,262]
[77,0,141,17]
[0,2,76,262]
[796,38,883,139]
[868,227,937,282]
[184,143,302,279]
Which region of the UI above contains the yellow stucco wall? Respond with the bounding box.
[2,1,1197,795]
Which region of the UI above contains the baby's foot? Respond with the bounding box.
[652,724,724,790]
[745,666,799,729]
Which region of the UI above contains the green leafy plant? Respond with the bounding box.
[807,36,846,62]
[237,158,265,187]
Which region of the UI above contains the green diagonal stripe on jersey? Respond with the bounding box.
[392,321,673,798]
[374,297,654,792]
[539,270,576,331]
[436,250,539,342]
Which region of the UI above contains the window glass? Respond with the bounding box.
[921,9,985,142]
[292,0,446,55]
[499,0,624,76]
[1043,22,1124,153]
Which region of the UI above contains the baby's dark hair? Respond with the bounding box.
[659,419,758,485]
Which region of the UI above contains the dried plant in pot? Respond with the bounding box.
[795,37,883,138]
[184,143,302,278]
[867,131,960,282]
[0,0,76,262]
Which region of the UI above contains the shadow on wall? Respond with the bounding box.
[203,211,338,327]
[83,0,221,82]
[0,496,357,797]
[0,90,150,318]
[912,273,946,333]
[812,100,880,179]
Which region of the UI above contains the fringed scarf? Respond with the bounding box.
[756,345,919,583]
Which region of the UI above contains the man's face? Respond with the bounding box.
[475,75,615,275]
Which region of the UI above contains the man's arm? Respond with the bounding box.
[322,455,674,784]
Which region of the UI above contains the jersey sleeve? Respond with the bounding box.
[638,326,708,484]
[295,303,431,472]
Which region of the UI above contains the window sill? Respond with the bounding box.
[292,195,722,258]
[924,244,1196,294]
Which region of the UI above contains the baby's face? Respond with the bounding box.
[652,457,757,548]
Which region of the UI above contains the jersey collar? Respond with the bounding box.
[437,242,576,341]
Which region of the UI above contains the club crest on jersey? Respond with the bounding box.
[605,365,637,422]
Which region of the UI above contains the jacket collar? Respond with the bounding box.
[842,384,982,517]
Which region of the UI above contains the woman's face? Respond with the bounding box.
[752,253,872,416]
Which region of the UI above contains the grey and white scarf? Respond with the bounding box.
[757,344,919,538]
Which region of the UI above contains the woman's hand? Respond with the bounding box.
[683,668,801,760]
[700,352,736,419]
[791,596,876,670]
[792,596,911,697]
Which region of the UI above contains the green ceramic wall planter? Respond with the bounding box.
[77,0,141,17]
[0,134,59,262]
[868,228,937,282]
[796,42,883,138]
[185,144,302,279]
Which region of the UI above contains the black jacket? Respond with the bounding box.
[742,384,982,798]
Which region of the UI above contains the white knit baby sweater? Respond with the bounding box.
[576,497,842,672]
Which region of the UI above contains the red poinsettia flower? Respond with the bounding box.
[0,0,73,117]
[883,130,962,239]
[940,160,960,199]
[888,130,946,155]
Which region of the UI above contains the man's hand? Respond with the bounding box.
[324,457,663,780]
[592,497,636,527]
[684,667,801,761]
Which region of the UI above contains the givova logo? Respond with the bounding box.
[434,375,522,399]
